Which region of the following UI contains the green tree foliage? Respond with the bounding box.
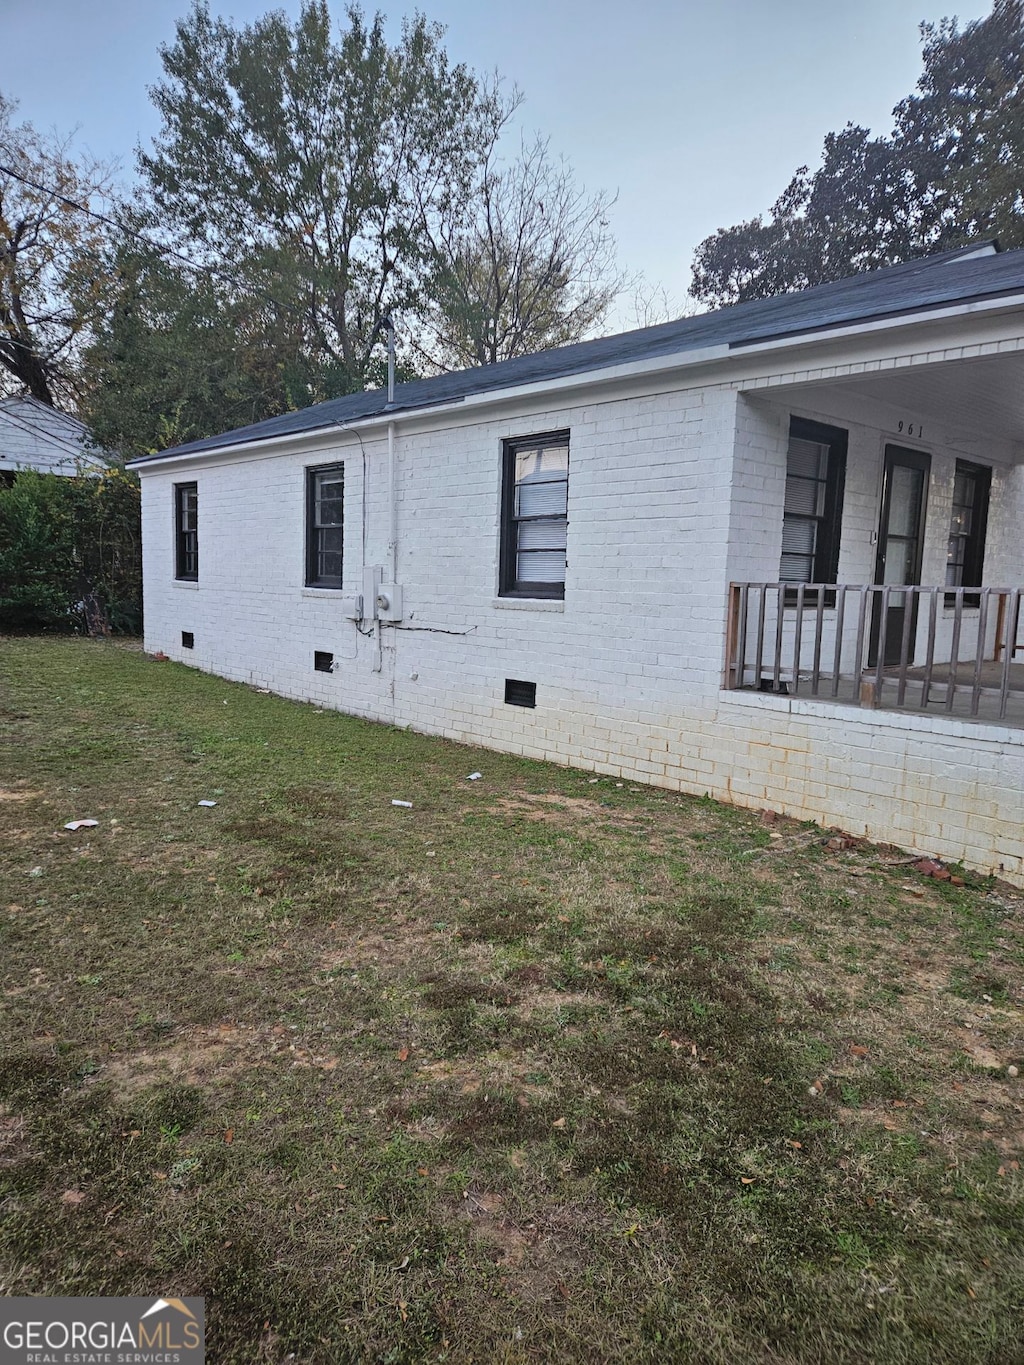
[691,128,917,306]
[691,0,1024,307]
[80,234,316,458]
[138,0,492,393]
[896,0,1024,248]
[0,94,115,407]
[84,2,623,457]
[0,469,142,633]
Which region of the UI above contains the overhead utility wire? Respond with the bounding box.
[0,161,347,337]
[0,160,399,402]
[0,161,277,297]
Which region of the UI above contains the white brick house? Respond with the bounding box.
[129,243,1024,885]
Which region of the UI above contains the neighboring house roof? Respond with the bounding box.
[0,396,108,475]
[131,239,1020,466]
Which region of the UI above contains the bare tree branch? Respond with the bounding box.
[0,93,116,407]
[415,111,623,371]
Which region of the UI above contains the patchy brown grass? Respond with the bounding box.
[1,637,1023,1363]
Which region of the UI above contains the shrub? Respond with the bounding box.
[0,469,142,634]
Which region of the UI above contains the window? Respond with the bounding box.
[500,432,569,599]
[175,483,198,581]
[780,417,847,598]
[945,460,991,607]
[306,465,344,588]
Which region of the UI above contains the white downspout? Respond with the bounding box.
[371,315,398,675]
[385,315,398,583]
[387,419,397,583]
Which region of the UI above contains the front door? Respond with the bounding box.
[869,445,931,667]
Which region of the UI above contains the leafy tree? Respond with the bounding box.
[80,233,317,458]
[691,126,916,305]
[139,0,494,394]
[895,0,1024,248]
[690,0,1024,307]
[416,129,621,369]
[78,0,625,453]
[0,94,115,407]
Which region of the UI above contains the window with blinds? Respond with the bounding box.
[780,417,847,600]
[500,433,569,598]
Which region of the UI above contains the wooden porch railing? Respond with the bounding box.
[726,583,1023,723]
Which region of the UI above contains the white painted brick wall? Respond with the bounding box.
[139,366,1024,886]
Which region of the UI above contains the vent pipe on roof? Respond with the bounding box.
[383,314,396,408]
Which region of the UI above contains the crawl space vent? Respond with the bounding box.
[314,651,334,673]
[504,678,536,708]
[181,631,194,649]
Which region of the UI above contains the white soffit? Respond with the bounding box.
[761,351,1024,445]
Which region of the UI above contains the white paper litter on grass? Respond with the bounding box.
[198,800,218,807]
[467,772,482,781]
[391,799,413,808]
[63,820,99,831]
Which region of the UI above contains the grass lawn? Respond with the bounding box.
[1,637,1022,1364]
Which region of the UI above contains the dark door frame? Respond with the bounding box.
[869,444,932,667]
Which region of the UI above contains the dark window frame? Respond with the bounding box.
[305,463,345,589]
[781,416,847,605]
[174,482,198,581]
[499,430,570,600]
[945,459,991,609]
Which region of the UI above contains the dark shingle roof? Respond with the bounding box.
[132,241,1024,465]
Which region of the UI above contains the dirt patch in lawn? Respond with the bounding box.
[489,793,641,827]
[455,1190,605,1309]
[517,988,596,1017]
[318,919,439,973]
[100,1024,268,1098]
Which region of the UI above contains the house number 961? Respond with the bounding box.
[897,420,923,437]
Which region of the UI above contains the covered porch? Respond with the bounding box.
[726,581,1024,726]
[724,344,1024,731]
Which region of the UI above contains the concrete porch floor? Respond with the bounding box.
[781,659,1024,728]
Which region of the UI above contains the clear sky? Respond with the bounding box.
[0,0,993,319]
